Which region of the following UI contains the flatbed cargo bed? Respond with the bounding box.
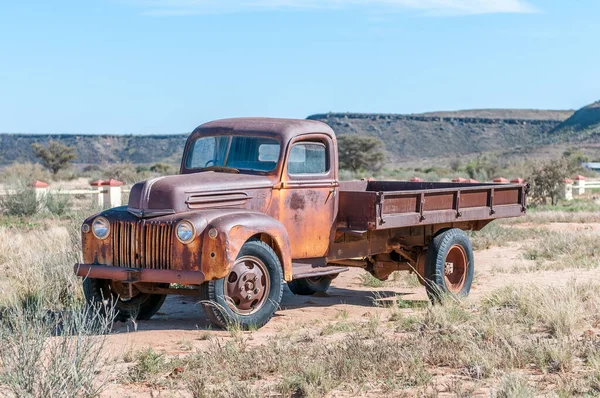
[337,180,527,231]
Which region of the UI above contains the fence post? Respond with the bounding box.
[90,180,104,208]
[101,179,124,208]
[574,175,586,195]
[31,180,49,204]
[563,178,573,201]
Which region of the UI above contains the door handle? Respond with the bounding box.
[328,188,337,200]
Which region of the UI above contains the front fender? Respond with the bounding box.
[200,211,292,281]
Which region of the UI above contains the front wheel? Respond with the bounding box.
[200,240,284,330]
[287,275,335,295]
[424,228,474,302]
[83,278,167,322]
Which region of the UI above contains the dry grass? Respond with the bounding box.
[0,212,114,397]
[110,282,600,396]
[1,192,600,396]
[468,223,546,251]
[0,221,84,310]
[522,230,600,263]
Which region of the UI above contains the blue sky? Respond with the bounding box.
[0,0,598,134]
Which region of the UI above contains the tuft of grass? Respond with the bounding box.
[359,272,385,288]
[127,348,167,383]
[280,363,332,398]
[320,321,352,336]
[197,330,212,341]
[496,373,535,398]
[178,339,194,352]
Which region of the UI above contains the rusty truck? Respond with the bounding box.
[75,118,527,329]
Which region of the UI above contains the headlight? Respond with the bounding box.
[176,220,195,244]
[92,217,110,240]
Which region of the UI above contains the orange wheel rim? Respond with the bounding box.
[444,244,467,293]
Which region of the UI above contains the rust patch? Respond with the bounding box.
[289,192,305,210]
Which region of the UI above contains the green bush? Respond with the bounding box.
[0,188,39,216]
[44,192,72,216]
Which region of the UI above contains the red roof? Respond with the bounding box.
[510,178,525,184]
[101,179,124,186]
[574,175,586,180]
[410,177,423,182]
[452,177,467,183]
[493,177,509,183]
[89,180,104,186]
[30,180,49,188]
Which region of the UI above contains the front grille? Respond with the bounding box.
[110,221,175,269]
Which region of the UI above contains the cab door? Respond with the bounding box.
[276,134,338,259]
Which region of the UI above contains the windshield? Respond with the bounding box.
[186,135,281,172]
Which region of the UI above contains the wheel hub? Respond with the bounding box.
[444,244,467,293]
[225,256,270,314]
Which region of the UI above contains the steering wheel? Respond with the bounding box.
[204,159,216,167]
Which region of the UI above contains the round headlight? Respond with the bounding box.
[92,217,110,240]
[176,220,195,244]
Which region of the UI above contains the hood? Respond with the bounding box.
[128,172,274,217]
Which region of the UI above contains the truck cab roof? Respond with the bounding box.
[191,117,336,143]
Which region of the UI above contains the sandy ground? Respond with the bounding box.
[96,222,600,397]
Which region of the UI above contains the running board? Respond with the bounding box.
[291,263,349,280]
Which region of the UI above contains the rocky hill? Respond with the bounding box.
[307,110,574,164]
[4,107,600,168]
[0,134,188,167]
[551,101,600,140]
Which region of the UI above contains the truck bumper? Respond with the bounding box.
[74,264,206,285]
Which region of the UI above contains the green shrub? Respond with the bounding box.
[0,188,39,216]
[44,192,72,216]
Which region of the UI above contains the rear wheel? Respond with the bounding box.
[200,240,283,330]
[83,278,167,322]
[424,228,474,302]
[287,275,335,295]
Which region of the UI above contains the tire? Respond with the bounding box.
[424,228,474,302]
[200,240,284,330]
[83,278,167,322]
[287,275,335,295]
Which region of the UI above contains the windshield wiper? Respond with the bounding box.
[197,166,240,174]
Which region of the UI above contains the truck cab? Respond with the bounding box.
[76,117,527,329]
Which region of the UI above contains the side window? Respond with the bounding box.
[288,142,327,175]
